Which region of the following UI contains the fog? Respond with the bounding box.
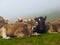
[0,0,60,22]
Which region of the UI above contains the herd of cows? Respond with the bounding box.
[0,16,60,39]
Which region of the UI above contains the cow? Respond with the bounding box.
[13,21,29,37]
[0,20,28,38]
[46,17,60,33]
[46,22,55,33]
[14,17,38,37]
[0,16,10,39]
[33,16,47,34]
[26,17,38,36]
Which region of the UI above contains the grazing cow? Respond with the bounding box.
[33,16,47,33]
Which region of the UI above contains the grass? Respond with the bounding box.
[0,33,60,45]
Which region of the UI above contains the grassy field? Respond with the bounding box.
[0,33,60,45]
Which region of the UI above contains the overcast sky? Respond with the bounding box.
[0,0,60,22]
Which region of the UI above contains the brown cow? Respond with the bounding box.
[14,17,38,37]
[0,16,10,39]
[26,17,38,36]
[0,16,29,38]
[13,21,29,37]
[46,22,58,33]
[46,17,60,33]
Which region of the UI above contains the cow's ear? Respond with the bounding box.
[44,16,47,20]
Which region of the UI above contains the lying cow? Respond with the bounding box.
[46,17,60,33]
[0,16,10,39]
[13,21,29,37]
[14,17,38,37]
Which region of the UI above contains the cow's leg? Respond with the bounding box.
[1,27,10,39]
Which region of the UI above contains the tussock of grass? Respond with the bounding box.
[0,33,60,45]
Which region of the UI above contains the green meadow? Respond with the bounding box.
[0,33,60,45]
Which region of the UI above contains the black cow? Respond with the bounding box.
[33,16,47,33]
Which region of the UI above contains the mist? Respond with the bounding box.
[0,0,60,22]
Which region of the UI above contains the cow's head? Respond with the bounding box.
[17,16,23,22]
[27,17,38,28]
[34,16,47,33]
[35,16,47,28]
